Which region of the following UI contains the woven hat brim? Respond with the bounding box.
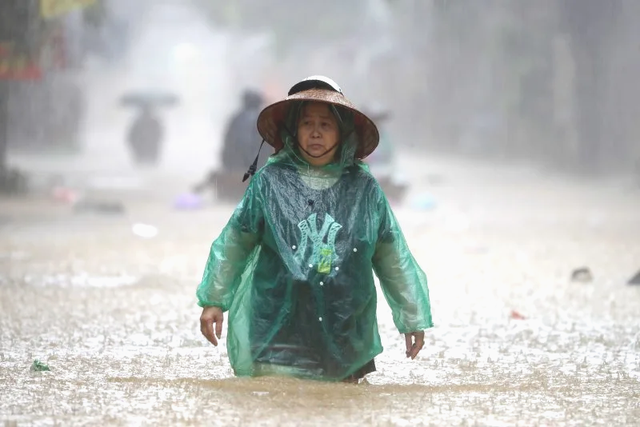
[256,89,379,159]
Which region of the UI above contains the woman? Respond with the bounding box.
[197,76,433,382]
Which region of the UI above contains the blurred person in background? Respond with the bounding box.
[196,76,433,383]
[220,89,269,172]
[192,89,271,200]
[363,104,408,204]
[127,105,164,165]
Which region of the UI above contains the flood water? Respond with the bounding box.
[1,154,639,426]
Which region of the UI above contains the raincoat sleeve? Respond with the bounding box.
[196,176,264,311]
[372,186,433,334]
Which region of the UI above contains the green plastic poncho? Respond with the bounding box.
[196,102,433,381]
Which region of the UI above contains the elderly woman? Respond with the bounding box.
[196,76,433,382]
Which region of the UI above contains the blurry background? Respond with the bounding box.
[1,0,639,182]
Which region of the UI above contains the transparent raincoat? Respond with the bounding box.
[196,101,433,381]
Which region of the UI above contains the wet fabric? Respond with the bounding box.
[196,102,433,381]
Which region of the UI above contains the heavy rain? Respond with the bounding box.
[1,0,639,426]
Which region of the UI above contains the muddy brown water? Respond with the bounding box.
[1,157,639,426]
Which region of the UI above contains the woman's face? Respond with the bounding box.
[296,102,340,167]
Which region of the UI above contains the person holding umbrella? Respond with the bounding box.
[127,105,163,165]
[120,91,177,166]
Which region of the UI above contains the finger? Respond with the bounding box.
[405,334,412,356]
[214,312,224,340]
[409,334,425,360]
[200,317,218,346]
[201,321,218,346]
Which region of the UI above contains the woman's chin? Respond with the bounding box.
[306,147,327,156]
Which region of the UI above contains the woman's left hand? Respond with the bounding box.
[404,331,425,360]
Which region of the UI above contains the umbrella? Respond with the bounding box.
[119,91,179,109]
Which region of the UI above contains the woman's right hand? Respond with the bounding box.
[200,306,224,346]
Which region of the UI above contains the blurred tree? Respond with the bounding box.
[560,0,621,173]
[0,0,98,180]
[495,1,558,160]
[0,0,41,175]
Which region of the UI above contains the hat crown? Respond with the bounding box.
[288,75,343,96]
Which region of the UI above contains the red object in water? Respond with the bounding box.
[510,310,526,320]
[51,187,79,204]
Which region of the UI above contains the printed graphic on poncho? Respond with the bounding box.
[294,213,342,273]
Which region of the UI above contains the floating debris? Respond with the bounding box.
[132,223,159,239]
[30,360,50,372]
[74,199,126,215]
[174,192,204,210]
[510,310,526,320]
[410,193,438,211]
[571,267,593,283]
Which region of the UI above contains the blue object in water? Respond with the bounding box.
[174,193,204,210]
[410,193,437,211]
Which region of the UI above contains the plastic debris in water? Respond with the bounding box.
[410,193,438,211]
[132,223,159,239]
[51,186,80,204]
[510,310,526,320]
[30,360,50,372]
[571,267,593,283]
[74,199,126,215]
[628,270,640,286]
[174,193,204,210]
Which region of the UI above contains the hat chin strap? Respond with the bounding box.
[240,136,337,183]
[296,142,339,159]
[242,139,265,182]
